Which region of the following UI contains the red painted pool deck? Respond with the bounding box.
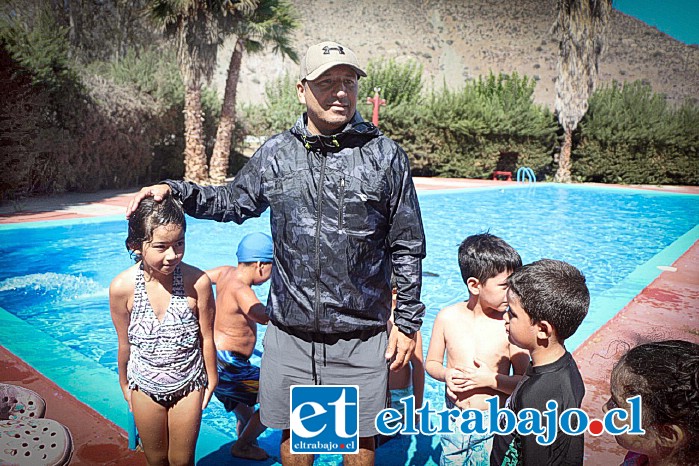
[1,178,697,465]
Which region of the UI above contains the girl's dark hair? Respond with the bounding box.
[126,197,186,261]
[613,340,699,458]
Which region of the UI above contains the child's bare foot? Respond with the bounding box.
[231,440,269,461]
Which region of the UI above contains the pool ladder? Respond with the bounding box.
[128,411,139,450]
[516,167,536,183]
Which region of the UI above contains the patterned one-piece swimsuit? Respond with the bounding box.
[127,264,206,403]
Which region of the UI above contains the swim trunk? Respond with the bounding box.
[213,350,260,411]
[259,322,389,437]
[439,408,493,466]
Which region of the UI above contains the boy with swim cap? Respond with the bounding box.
[206,232,273,460]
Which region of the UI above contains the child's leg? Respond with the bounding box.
[131,389,169,466]
[231,410,268,460]
[239,409,266,443]
[232,403,254,436]
[167,389,204,466]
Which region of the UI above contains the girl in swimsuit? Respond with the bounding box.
[110,197,217,466]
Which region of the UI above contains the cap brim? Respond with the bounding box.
[304,62,367,81]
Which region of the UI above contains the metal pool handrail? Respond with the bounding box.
[516,167,537,183]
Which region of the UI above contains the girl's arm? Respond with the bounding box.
[194,269,218,410]
[109,271,133,411]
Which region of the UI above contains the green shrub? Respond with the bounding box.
[391,72,557,179]
[87,46,222,181]
[359,58,423,105]
[0,9,86,199]
[241,72,303,136]
[88,47,183,104]
[0,7,79,94]
[575,81,699,185]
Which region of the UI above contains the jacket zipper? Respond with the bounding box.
[313,152,327,335]
[338,177,345,230]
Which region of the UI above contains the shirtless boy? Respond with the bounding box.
[426,233,530,465]
[206,232,273,461]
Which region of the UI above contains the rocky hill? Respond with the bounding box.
[214,0,699,109]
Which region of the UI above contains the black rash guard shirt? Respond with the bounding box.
[491,351,585,466]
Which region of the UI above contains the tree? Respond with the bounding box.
[208,0,297,185]
[553,0,611,182]
[148,0,222,183]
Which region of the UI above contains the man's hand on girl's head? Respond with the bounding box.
[126,184,172,218]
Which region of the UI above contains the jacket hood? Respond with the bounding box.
[290,112,381,152]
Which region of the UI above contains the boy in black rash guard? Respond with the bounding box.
[491,259,589,466]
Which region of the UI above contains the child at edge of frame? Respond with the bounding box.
[490,258,590,466]
[109,196,218,465]
[606,339,699,466]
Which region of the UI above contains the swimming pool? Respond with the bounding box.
[1,183,697,464]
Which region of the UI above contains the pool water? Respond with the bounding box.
[1,184,697,465]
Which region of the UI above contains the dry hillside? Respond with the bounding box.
[214,0,699,110]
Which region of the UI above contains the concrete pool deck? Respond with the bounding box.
[1,177,698,465]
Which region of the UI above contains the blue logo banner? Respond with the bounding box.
[290,385,359,454]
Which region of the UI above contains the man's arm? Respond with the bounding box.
[126,146,269,222]
[385,145,426,369]
[386,327,416,371]
[126,184,171,217]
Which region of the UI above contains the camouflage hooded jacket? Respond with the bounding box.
[165,113,426,336]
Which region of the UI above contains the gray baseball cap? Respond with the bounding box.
[299,41,367,81]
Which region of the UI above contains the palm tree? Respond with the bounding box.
[148,0,221,183]
[553,0,611,182]
[208,0,298,185]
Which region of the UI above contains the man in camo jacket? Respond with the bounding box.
[127,40,426,465]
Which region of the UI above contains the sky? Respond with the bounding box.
[614,0,699,45]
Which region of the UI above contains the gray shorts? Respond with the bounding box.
[259,322,389,437]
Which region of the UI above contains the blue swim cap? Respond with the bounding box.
[236,232,273,263]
